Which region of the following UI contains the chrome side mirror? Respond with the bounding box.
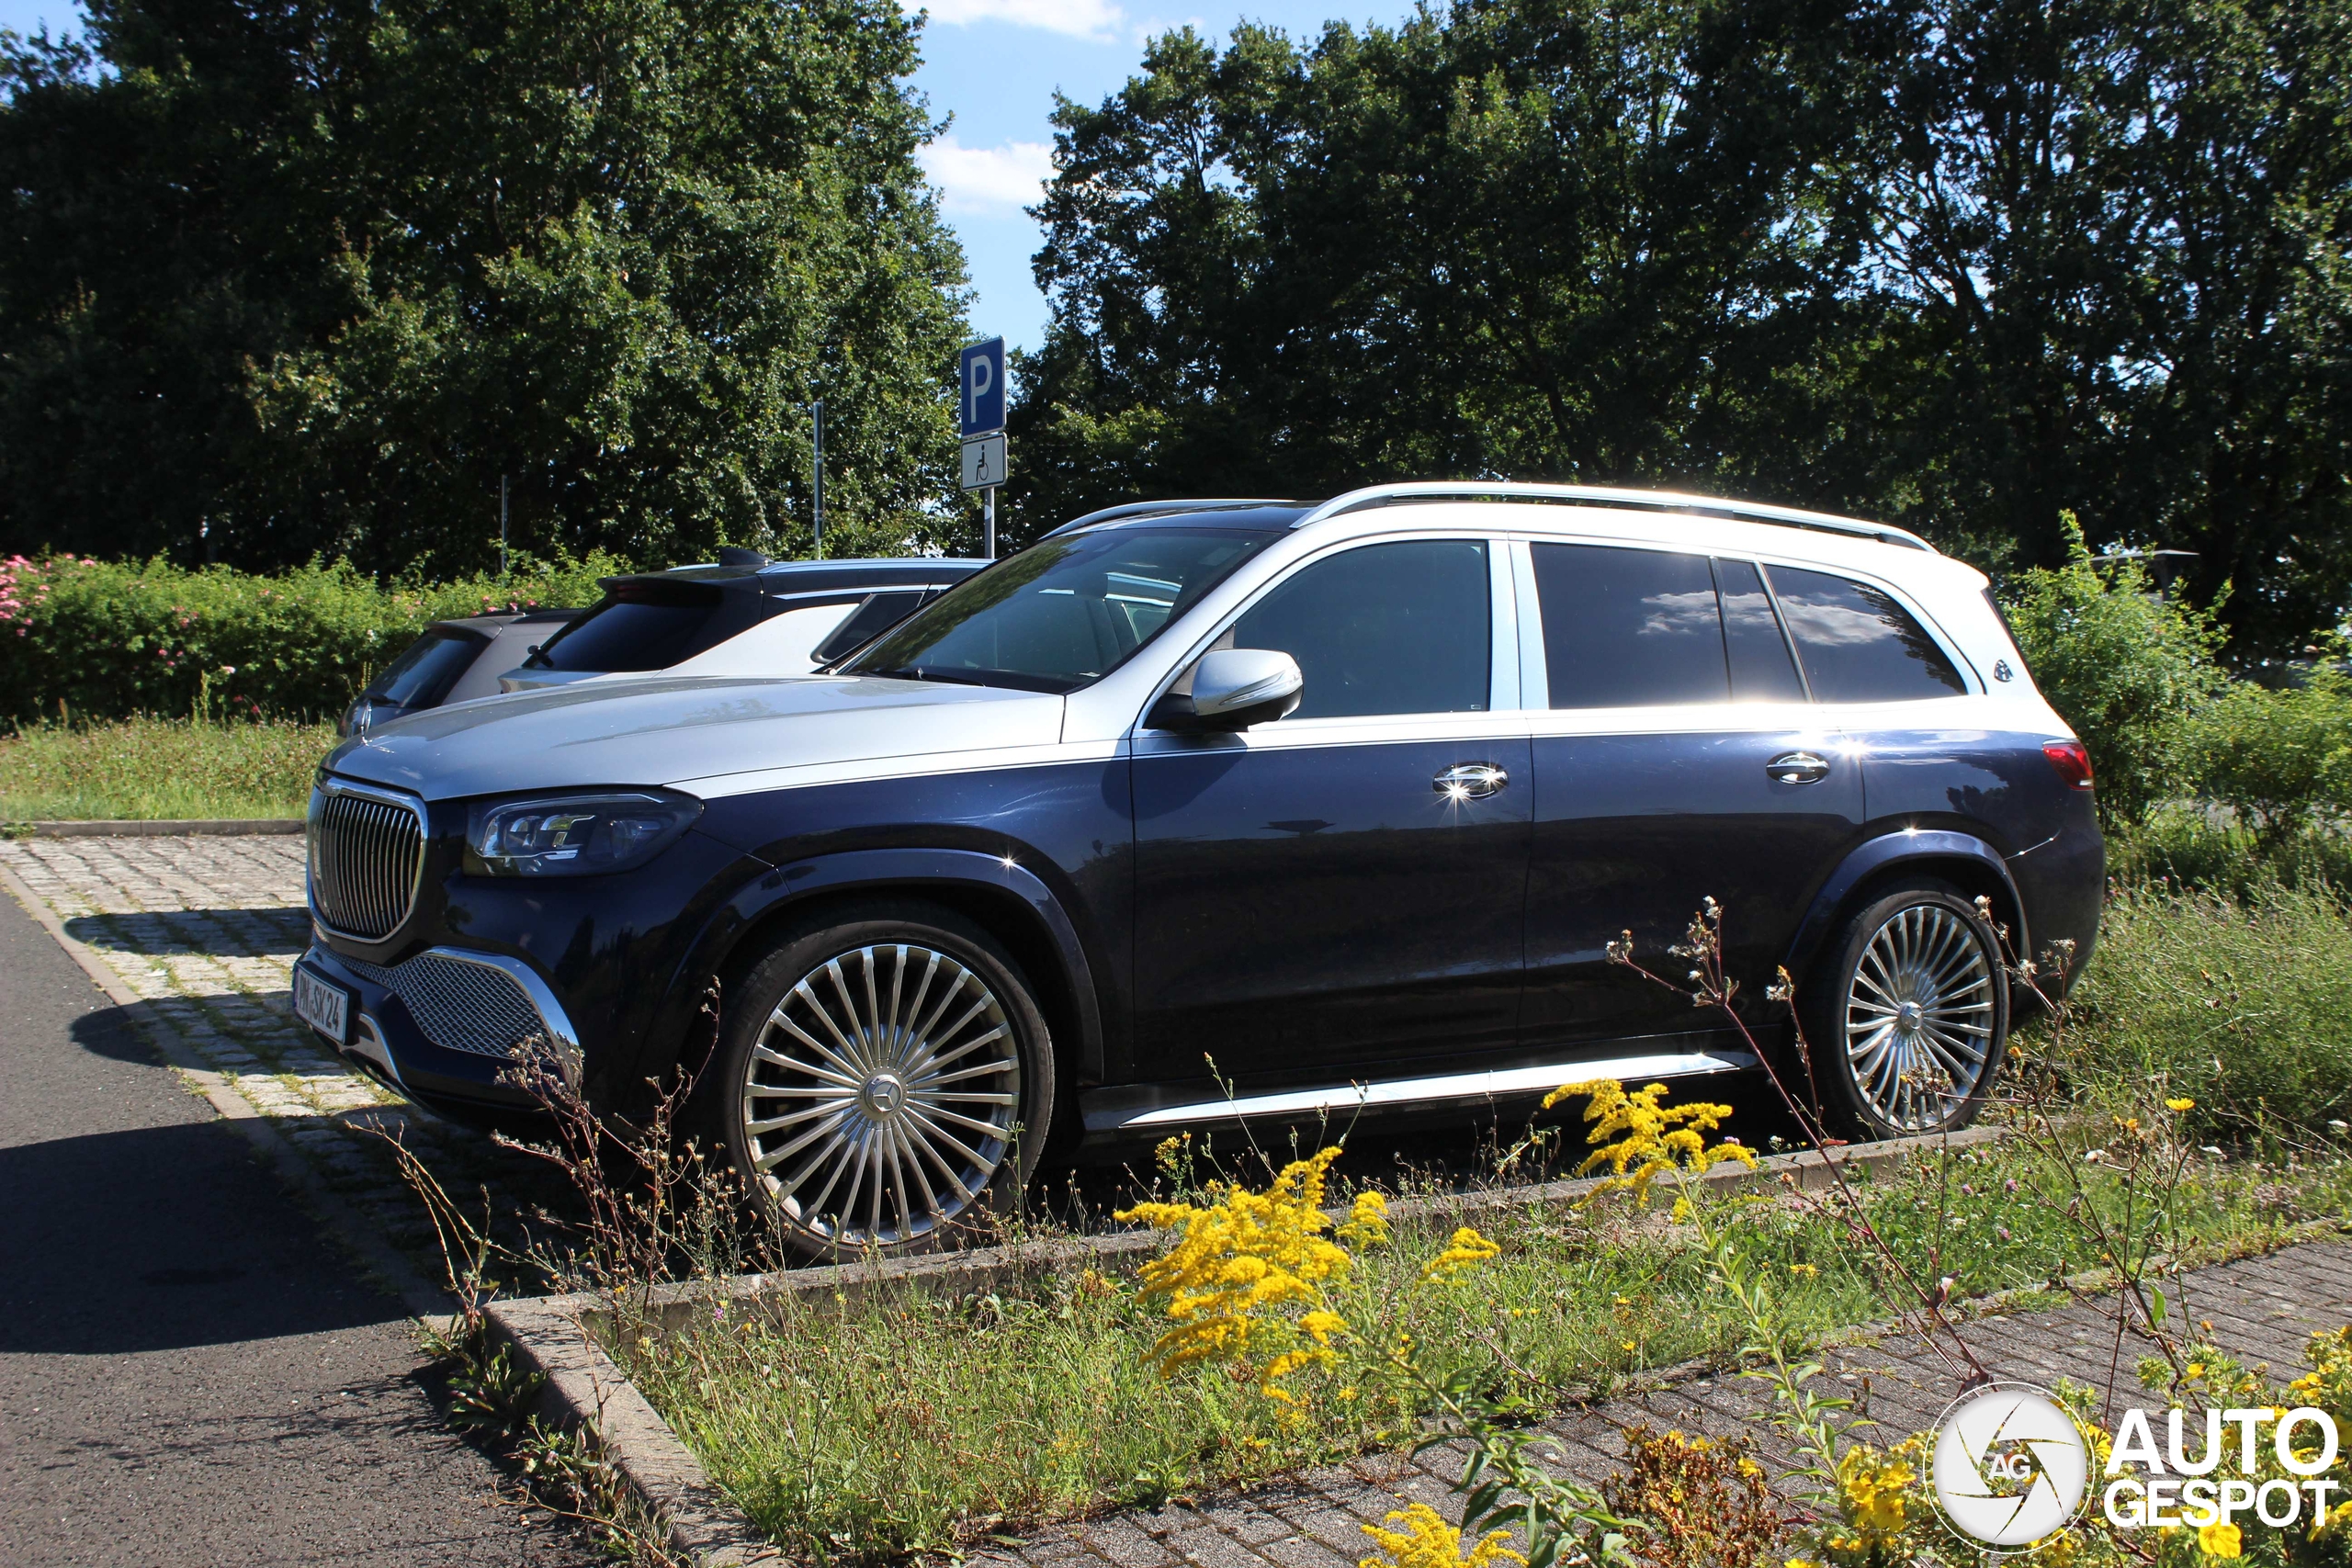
[1151,649,1303,732]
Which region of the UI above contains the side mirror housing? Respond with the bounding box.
[1148,649,1304,732]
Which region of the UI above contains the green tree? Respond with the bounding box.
[0,0,973,577]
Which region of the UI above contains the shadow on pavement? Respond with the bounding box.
[62,906,310,957]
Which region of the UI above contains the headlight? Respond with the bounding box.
[464,790,703,876]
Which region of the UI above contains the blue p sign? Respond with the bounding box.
[960,337,1005,437]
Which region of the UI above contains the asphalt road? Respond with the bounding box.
[0,885,594,1566]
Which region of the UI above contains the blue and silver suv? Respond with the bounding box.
[294,483,2103,1256]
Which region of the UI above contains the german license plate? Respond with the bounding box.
[292,963,352,1045]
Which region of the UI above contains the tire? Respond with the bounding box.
[688,899,1057,1259]
[1797,880,2007,1139]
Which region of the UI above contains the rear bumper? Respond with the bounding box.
[297,940,578,1114]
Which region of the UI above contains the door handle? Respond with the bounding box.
[1435,762,1510,800]
[1768,751,1831,785]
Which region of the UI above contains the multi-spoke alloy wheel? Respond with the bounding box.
[1802,883,2007,1139]
[1842,905,1996,1129]
[739,942,1024,1249]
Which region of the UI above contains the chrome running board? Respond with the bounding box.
[1093,1048,1757,1133]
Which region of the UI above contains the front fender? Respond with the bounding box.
[1782,829,2026,983]
[671,846,1107,1082]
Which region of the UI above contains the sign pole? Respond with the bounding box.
[811,400,825,560]
[984,487,996,559]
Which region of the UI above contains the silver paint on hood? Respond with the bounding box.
[322,674,1067,802]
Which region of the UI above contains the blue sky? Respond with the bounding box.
[0,0,1419,353]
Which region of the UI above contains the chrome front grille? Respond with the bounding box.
[339,951,551,1061]
[311,784,425,940]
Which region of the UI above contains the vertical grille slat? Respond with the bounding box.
[309,784,425,941]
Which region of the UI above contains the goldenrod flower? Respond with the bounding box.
[1544,1079,1758,1203]
[1421,1226,1500,1283]
[1359,1504,1525,1568]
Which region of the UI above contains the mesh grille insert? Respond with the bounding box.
[339,951,552,1061]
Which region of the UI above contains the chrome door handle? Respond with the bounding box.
[1435,762,1510,800]
[1768,751,1831,785]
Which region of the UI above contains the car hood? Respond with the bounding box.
[323,675,1066,802]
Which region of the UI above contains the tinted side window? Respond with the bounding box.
[534,592,727,672]
[1767,565,1966,702]
[1532,544,1726,707]
[1231,540,1489,719]
[368,629,486,707]
[1714,558,1806,702]
[812,592,925,664]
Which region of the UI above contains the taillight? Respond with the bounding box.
[2042,739,2094,790]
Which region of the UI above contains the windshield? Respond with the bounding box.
[842,528,1276,693]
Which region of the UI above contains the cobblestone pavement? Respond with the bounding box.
[979,1240,2352,1568]
[0,833,545,1274]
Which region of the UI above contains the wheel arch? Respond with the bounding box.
[683,848,1106,1091]
[1783,830,2028,989]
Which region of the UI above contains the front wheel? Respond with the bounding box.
[690,901,1056,1258]
[1798,881,2007,1139]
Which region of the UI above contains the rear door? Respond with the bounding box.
[1520,542,1863,1055]
[1129,537,1532,1087]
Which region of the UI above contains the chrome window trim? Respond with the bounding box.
[1487,540,1521,714]
[308,775,430,942]
[1508,540,1548,710]
[1120,530,1507,739]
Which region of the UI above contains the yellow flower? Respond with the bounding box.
[2199,1521,2242,1559]
[1359,1504,1525,1568]
[1115,1146,1359,1394]
[2166,1097,2196,1111]
[1422,1226,1501,1283]
[1544,1079,1758,1204]
[1836,1443,1921,1546]
[1789,1262,1820,1278]
[1338,1190,1391,1249]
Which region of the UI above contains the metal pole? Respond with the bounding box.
[984,486,996,560]
[499,474,509,577]
[811,400,825,559]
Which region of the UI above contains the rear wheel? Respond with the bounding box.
[690,901,1056,1258]
[1798,881,2007,1139]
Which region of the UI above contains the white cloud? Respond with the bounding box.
[907,0,1125,40]
[920,135,1057,215]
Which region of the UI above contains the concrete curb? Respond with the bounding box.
[17,818,305,837]
[0,854,450,1323]
[482,1124,2007,1564]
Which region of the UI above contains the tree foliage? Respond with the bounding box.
[1009,0,2352,656]
[0,0,974,577]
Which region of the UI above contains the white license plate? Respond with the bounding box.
[293,964,352,1045]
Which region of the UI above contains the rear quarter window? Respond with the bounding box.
[533,586,727,672]
[1767,565,1967,702]
[366,629,487,707]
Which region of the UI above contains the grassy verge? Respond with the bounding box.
[615,1137,2352,1560]
[0,716,334,821]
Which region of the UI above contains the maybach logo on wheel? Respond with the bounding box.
[1928,1381,2345,1551]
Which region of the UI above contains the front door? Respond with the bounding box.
[1518,544,1864,1054]
[1130,538,1531,1089]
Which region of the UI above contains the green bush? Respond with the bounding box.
[2062,876,2352,1137]
[0,550,626,725]
[2109,807,2352,899]
[2182,666,2352,846]
[1999,513,2224,827]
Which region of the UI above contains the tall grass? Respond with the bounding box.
[0,716,334,821]
[2063,875,2352,1136]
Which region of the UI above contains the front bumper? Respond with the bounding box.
[299,939,582,1113]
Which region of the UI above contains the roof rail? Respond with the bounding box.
[1046,498,1299,537]
[1295,481,1934,552]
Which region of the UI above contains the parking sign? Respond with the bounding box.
[960,337,1005,437]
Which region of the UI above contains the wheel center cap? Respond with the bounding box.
[861,1071,908,1118]
[1896,1000,1926,1031]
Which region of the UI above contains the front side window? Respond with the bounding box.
[1228,539,1490,720]
[1532,544,1729,707]
[1767,565,1966,702]
[844,528,1275,693]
